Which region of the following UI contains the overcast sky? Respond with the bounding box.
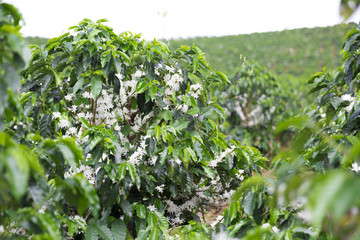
[7,0,346,40]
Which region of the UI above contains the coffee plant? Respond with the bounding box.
[213,59,298,157]
[207,23,360,240]
[3,1,360,239]
[0,6,268,238]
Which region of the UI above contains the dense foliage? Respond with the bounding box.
[169,24,355,82]
[214,60,299,157]
[2,1,360,239]
[201,23,360,240]
[0,9,267,239]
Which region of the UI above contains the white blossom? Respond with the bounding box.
[39,205,46,213]
[272,226,280,233]
[154,67,160,75]
[131,70,144,79]
[156,184,165,193]
[165,65,175,73]
[114,125,121,131]
[53,112,61,119]
[209,146,236,168]
[128,136,149,166]
[147,205,156,212]
[342,94,355,112]
[351,162,360,173]
[65,93,75,101]
[210,215,223,228]
[150,156,158,165]
[67,127,77,136]
[189,83,203,98]
[58,119,70,128]
[71,105,77,113]
[261,223,270,229]
[116,73,124,80]
[82,91,93,99]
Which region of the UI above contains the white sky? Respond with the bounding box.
[7,0,346,40]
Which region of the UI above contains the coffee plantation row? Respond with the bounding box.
[1,1,360,239]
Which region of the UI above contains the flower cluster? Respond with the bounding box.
[64,164,97,185]
[341,94,355,112]
[209,146,236,168]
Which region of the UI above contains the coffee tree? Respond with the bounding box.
[1,15,268,239]
[213,60,298,157]
[237,23,360,239]
[209,24,360,240]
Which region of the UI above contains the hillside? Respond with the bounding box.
[25,23,356,82]
[169,23,356,81]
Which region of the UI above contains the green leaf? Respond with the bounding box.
[4,149,30,200]
[56,138,81,169]
[96,224,113,240]
[155,126,161,141]
[187,107,199,115]
[40,113,52,138]
[117,50,131,64]
[137,226,151,240]
[127,163,136,183]
[308,171,353,225]
[159,110,173,122]
[136,81,149,93]
[173,119,189,131]
[184,147,196,162]
[114,58,122,73]
[79,117,91,129]
[91,75,102,98]
[269,208,279,225]
[201,165,215,179]
[149,84,157,100]
[137,204,147,219]
[89,135,102,151]
[119,162,127,181]
[73,77,85,94]
[242,191,256,216]
[101,50,111,67]
[149,227,160,240]
[85,225,98,240]
[229,202,237,221]
[59,174,100,217]
[155,211,169,228]
[49,68,61,86]
[120,199,133,218]
[160,147,169,165]
[228,220,246,237]
[192,58,199,73]
[346,135,360,146]
[112,220,127,240]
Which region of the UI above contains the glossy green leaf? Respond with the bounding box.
[96,224,113,240]
[149,84,157,100]
[117,50,131,64]
[85,225,98,240]
[173,119,189,131]
[39,113,52,138]
[149,227,160,240]
[136,81,149,93]
[112,220,127,240]
[119,162,127,181]
[242,191,256,216]
[73,77,85,94]
[91,75,102,98]
[137,204,147,219]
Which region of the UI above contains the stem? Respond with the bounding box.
[92,99,97,125]
[84,210,92,221]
